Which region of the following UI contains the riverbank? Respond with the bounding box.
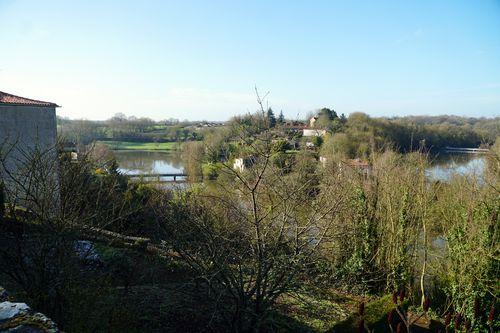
[97,140,182,151]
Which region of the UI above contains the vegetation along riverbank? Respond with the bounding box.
[97,140,181,151]
[1,105,498,332]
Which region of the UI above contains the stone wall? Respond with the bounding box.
[0,105,57,148]
[0,105,58,205]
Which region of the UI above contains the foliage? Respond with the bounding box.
[97,140,180,151]
[318,113,499,159]
[433,172,499,330]
[2,105,499,332]
[320,151,432,296]
[272,152,294,173]
[331,294,397,332]
[266,108,277,128]
[340,186,377,291]
[58,115,205,145]
[201,162,223,180]
[183,141,205,181]
[272,139,290,153]
[203,126,237,162]
[159,119,348,331]
[277,110,285,124]
[311,135,324,148]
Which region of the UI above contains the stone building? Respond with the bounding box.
[0,91,59,204]
[309,115,318,128]
[233,156,256,172]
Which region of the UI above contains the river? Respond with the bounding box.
[114,150,487,183]
[114,150,186,181]
[114,150,487,278]
[426,153,486,182]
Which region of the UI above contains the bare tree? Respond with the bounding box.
[157,94,348,331]
[0,135,60,222]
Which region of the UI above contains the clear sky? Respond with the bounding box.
[0,0,499,121]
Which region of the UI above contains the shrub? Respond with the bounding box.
[272,139,290,153]
[311,135,324,148]
[272,152,294,173]
[201,162,221,180]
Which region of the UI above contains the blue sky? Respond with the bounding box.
[0,0,499,120]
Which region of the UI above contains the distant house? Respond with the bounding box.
[0,91,59,202]
[309,116,318,128]
[233,156,256,172]
[305,142,316,149]
[61,141,79,161]
[319,156,371,176]
[303,129,327,137]
[346,158,370,169]
[342,158,371,177]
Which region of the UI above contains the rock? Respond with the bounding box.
[74,240,100,262]
[0,287,9,301]
[0,302,30,322]
[0,290,60,332]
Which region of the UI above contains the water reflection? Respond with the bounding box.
[114,151,185,175]
[114,150,486,181]
[426,153,485,182]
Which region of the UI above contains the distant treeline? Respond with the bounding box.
[58,110,499,156]
[377,114,498,151]
[57,113,222,144]
[304,109,498,157]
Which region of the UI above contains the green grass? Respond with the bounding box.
[271,288,357,332]
[329,294,402,332]
[97,141,180,151]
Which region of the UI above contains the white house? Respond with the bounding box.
[302,129,327,137]
[233,157,256,172]
[309,116,318,128]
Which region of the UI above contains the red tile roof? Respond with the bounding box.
[0,91,59,107]
[346,158,370,168]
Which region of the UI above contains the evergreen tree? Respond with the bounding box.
[315,107,339,129]
[278,110,285,124]
[267,108,277,128]
[318,107,338,120]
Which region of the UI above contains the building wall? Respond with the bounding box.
[233,158,245,172]
[0,105,56,146]
[309,117,317,128]
[303,129,326,137]
[0,105,58,203]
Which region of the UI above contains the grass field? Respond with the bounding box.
[97,141,181,151]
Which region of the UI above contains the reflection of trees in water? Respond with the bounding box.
[114,151,184,174]
[430,153,479,167]
[427,153,485,181]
